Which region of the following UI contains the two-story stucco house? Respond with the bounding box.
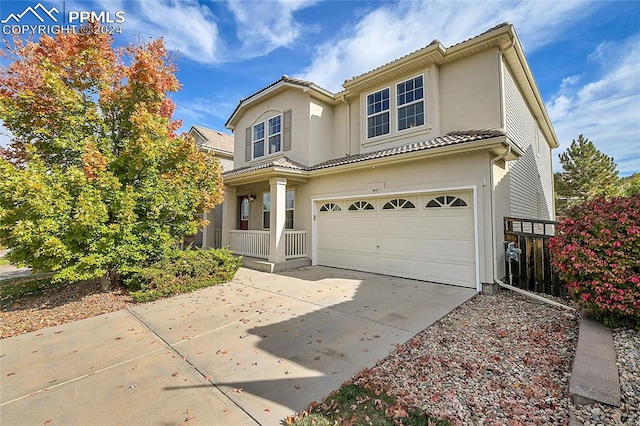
[220,23,558,292]
[189,125,234,249]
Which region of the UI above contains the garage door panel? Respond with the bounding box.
[421,260,475,286]
[419,215,474,234]
[316,191,476,288]
[377,236,422,255]
[419,238,475,258]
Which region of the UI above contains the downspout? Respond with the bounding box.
[340,95,351,156]
[490,145,574,311]
[489,144,511,289]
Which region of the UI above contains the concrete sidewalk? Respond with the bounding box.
[1,266,476,425]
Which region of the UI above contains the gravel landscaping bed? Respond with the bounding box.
[300,291,582,425]
[570,328,640,425]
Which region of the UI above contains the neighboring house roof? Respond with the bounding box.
[190,126,234,156]
[223,129,509,178]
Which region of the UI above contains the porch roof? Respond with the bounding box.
[223,129,513,182]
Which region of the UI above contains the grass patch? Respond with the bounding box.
[0,257,11,266]
[1,276,55,309]
[289,384,449,426]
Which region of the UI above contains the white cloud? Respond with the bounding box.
[547,35,640,176]
[175,95,238,126]
[86,0,222,63]
[226,0,318,59]
[86,0,318,64]
[297,0,597,91]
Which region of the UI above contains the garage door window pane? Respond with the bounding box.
[383,198,415,209]
[425,195,468,208]
[348,201,374,211]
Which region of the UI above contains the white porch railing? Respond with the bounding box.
[285,231,307,259]
[230,230,270,258]
[229,230,307,260]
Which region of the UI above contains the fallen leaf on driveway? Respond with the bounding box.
[6,372,15,377]
[172,372,179,377]
[233,387,243,393]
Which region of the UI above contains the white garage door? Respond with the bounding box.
[316,191,476,288]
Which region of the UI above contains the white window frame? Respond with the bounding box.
[285,189,294,230]
[268,114,282,155]
[366,87,391,139]
[253,121,265,159]
[262,192,270,229]
[396,74,425,132]
[262,189,294,230]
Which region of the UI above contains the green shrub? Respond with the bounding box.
[122,248,241,302]
[549,195,640,329]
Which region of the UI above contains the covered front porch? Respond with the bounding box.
[221,163,312,272]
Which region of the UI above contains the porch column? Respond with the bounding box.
[268,177,287,264]
[221,185,236,247]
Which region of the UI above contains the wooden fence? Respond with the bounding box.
[503,217,565,297]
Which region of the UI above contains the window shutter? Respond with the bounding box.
[283,109,292,151]
[245,127,251,161]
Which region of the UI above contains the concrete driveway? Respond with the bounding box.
[0,266,476,425]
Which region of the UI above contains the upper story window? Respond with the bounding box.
[366,88,390,138]
[253,122,265,158]
[397,75,424,131]
[268,115,282,154]
[245,110,291,163]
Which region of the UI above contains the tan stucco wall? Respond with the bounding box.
[440,48,502,134]
[233,90,311,169]
[284,151,496,284]
[309,99,335,165]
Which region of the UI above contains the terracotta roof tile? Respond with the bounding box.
[223,156,307,177]
[223,130,505,178]
[311,129,505,170]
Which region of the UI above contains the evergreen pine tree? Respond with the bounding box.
[554,135,620,216]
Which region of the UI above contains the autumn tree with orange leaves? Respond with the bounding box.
[0,25,223,287]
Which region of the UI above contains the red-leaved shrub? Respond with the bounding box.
[549,194,640,329]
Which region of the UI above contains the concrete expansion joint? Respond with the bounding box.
[125,307,262,424]
[231,279,423,334]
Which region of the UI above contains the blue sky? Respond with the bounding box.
[1,0,639,175]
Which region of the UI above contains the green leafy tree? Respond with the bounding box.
[0,25,223,288]
[554,135,620,216]
[622,173,640,197]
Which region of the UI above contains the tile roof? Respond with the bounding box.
[223,129,506,178]
[311,129,506,170]
[191,126,234,155]
[225,76,336,128]
[223,156,307,177]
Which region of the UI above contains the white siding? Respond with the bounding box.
[504,64,554,220]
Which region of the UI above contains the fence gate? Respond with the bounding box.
[503,217,565,297]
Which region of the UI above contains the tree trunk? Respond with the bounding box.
[100,273,110,291]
